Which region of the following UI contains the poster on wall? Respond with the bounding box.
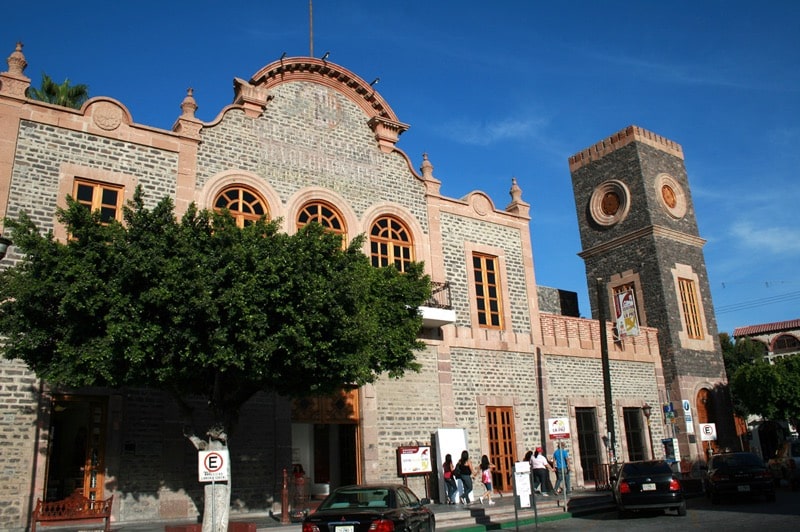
[396,446,433,476]
[614,288,640,338]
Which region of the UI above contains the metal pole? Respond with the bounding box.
[596,278,616,464]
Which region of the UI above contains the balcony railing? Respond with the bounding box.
[425,281,452,309]
[420,281,455,328]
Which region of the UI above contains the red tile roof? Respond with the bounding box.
[733,318,800,337]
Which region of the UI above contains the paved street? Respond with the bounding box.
[526,487,800,531]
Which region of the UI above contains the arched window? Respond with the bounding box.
[773,334,800,354]
[296,201,346,238]
[214,186,268,227]
[370,216,413,271]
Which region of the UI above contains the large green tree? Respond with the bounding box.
[27,72,89,109]
[732,355,800,432]
[720,333,769,417]
[0,189,430,531]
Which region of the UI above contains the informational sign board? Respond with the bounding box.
[700,423,717,442]
[547,417,570,439]
[513,461,532,508]
[682,400,694,434]
[198,449,229,482]
[396,445,432,476]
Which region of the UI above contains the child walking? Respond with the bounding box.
[477,455,496,505]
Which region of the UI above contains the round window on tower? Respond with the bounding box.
[655,173,687,219]
[590,180,631,226]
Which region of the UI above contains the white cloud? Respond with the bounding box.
[437,116,547,146]
[730,221,800,255]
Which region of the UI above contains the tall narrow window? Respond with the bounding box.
[297,201,346,239]
[73,179,123,223]
[214,185,268,227]
[370,216,412,271]
[472,253,502,329]
[678,277,704,339]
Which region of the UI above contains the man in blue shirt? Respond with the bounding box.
[552,443,571,495]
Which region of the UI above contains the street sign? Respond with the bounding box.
[198,449,229,482]
[699,423,717,442]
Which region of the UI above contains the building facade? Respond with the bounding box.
[733,319,800,363]
[1,43,671,530]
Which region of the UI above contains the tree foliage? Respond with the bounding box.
[27,73,89,109]
[0,189,431,432]
[732,355,800,431]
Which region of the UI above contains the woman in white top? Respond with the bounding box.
[529,447,553,496]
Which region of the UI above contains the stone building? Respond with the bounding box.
[568,126,737,460]
[1,42,670,530]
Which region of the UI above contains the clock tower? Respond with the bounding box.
[568,125,735,460]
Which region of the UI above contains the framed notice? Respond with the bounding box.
[396,445,432,476]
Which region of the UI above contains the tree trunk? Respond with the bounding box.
[186,432,231,532]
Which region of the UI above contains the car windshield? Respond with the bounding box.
[715,453,763,468]
[621,461,671,476]
[320,488,392,510]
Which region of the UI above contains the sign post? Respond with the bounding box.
[198,449,229,531]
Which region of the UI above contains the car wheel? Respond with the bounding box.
[677,502,687,516]
[791,478,800,492]
[766,491,776,502]
[710,491,721,505]
[618,509,628,519]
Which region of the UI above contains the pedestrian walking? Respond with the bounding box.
[457,450,475,504]
[530,447,553,496]
[476,455,496,505]
[442,454,458,504]
[552,442,572,495]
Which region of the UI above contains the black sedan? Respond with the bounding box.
[302,484,435,532]
[612,460,686,518]
[705,451,776,504]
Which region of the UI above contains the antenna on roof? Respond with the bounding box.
[309,0,314,57]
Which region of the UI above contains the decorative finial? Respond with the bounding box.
[420,153,434,179]
[180,88,197,118]
[509,177,522,203]
[7,42,27,75]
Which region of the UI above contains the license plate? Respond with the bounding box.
[642,483,656,491]
[335,526,354,532]
[737,485,750,492]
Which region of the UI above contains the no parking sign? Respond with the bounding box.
[699,423,717,442]
[198,449,229,482]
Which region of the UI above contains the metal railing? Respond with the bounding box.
[424,281,452,309]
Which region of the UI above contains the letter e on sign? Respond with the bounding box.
[199,450,230,482]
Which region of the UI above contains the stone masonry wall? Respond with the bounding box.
[439,212,530,332]
[8,120,178,230]
[0,360,40,532]
[545,355,666,458]
[196,83,429,230]
[114,388,290,523]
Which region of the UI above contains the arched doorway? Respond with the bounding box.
[696,388,714,458]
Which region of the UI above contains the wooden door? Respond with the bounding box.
[486,406,516,491]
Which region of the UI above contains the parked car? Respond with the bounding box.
[767,438,800,491]
[611,460,686,518]
[302,484,435,532]
[705,451,776,504]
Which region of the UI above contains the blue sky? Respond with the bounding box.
[5,1,799,335]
